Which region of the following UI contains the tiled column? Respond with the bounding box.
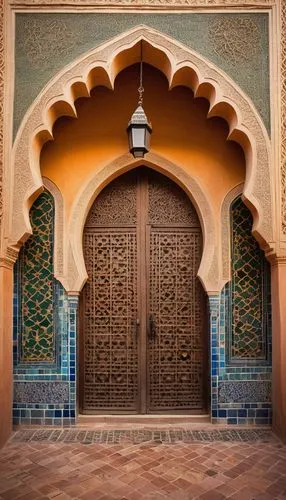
[13,286,79,426]
[270,256,286,442]
[67,295,78,424]
[209,294,220,422]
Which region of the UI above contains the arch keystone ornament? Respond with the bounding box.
[8,25,273,294]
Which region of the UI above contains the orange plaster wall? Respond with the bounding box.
[271,261,286,443]
[41,64,245,218]
[0,266,13,448]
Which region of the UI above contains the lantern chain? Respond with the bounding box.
[138,41,144,106]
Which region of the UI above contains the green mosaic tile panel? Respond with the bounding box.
[231,198,269,360]
[14,12,270,138]
[19,191,55,363]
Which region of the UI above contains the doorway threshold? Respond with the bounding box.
[77,414,210,428]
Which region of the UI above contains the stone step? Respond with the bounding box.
[77,413,211,428]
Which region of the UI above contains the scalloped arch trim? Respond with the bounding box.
[9,25,273,293]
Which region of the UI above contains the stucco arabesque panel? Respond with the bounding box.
[43,178,65,285]
[10,26,272,294]
[13,11,271,137]
[221,184,244,283]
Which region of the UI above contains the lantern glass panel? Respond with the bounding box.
[132,127,145,148]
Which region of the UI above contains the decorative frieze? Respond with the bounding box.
[14,382,69,404]
[219,381,271,404]
[9,0,276,6]
[14,13,270,136]
[281,2,286,236]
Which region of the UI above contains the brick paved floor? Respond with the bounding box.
[0,428,286,500]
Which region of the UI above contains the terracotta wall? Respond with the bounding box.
[41,64,245,214]
[0,266,13,448]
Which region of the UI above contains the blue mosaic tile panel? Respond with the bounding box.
[230,197,271,361]
[13,295,78,426]
[13,190,79,426]
[17,191,56,364]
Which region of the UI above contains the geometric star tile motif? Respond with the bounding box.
[230,197,270,359]
[18,190,55,363]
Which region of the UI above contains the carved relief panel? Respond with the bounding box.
[80,168,207,413]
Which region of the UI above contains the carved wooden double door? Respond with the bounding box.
[80,168,207,414]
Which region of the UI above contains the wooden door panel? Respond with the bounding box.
[82,230,138,412]
[148,230,205,412]
[80,167,207,414]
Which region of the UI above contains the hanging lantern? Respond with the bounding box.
[127,42,152,158]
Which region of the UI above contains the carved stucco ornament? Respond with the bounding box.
[8,25,273,293]
[281,1,286,237]
[22,19,77,70]
[9,0,275,5]
[208,18,260,64]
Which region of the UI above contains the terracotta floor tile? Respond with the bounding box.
[0,486,33,500]
[0,427,285,500]
[199,490,226,500]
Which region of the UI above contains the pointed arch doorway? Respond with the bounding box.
[79,167,208,414]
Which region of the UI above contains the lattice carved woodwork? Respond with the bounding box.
[18,191,56,363]
[85,172,137,227]
[148,231,205,411]
[82,231,138,411]
[231,198,269,359]
[81,167,206,413]
[82,171,138,411]
[148,172,200,227]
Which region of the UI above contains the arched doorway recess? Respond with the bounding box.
[80,167,208,414]
[7,25,273,294]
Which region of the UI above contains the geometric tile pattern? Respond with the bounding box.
[18,190,55,363]
[9,428,275,444]
[13,287,78,426]
[230,197,269,359]
[210,279,272,425]
[1,431,285,500]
